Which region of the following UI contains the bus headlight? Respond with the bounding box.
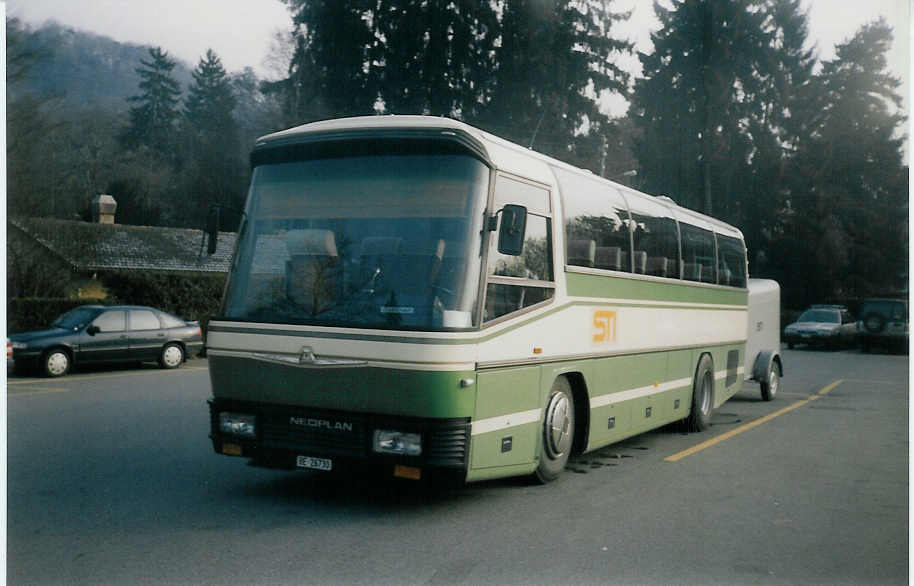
[219,412,256,438]
[373,430,422,456]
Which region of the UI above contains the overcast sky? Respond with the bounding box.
[5,0,910,151]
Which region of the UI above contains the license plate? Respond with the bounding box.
[296,455,332,471]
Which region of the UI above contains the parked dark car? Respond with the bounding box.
[857,298,908,353]
[783,306,856,349]
[8,305,203,377]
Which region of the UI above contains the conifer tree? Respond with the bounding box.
[122,47,182,156]
[181,49,243,230]
[477,0,632,159]
[184,49,237,140]
[779,18,907,302]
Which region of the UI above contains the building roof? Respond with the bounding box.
[10,217,236,275]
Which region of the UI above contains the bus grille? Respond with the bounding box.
[246,402,470,467]
[426,424,470,467]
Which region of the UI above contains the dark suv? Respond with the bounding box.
[857,298,908,353]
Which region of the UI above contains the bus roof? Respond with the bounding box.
[255,115,744,239]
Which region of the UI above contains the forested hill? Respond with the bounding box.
[10,20,193,111]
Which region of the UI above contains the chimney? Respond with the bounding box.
[91,194,117,224]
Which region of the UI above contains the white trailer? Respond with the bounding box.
[744,278,783,401]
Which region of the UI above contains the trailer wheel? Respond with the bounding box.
[760,361,779,401]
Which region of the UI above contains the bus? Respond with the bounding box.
[206,115,782,484]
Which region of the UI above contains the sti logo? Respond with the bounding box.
[592,310,618,343]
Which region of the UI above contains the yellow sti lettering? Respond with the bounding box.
[592,310,617,343]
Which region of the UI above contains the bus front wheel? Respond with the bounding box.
[685,355,714,432]
[533,377,575,484]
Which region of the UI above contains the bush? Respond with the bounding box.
[100,272,225,321]
[7,272,226,334]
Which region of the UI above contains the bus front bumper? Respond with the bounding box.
[209,398,471,478]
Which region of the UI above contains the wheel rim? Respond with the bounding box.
[544,392,573,459]
[699,371,713,415]
[47,352,68,376]
[162,345,183,367]
[768,369,779,397]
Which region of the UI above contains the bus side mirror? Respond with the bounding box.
[206,206,220,255]
[497,204,527,256]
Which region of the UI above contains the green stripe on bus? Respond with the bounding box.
[565,272,748,306]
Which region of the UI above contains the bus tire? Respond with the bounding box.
[533,376,575,484]
[686,354,714,432]
[760,361,779,401]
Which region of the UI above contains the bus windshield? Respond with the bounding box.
[223,152,489,330]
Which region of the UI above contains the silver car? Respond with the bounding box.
[783,307,856,350]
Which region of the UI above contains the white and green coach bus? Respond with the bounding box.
[206,115,782,483]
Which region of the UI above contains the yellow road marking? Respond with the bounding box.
[8,387,70,397]
[6,365,208,387]
[665,379,845,462]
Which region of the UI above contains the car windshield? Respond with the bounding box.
[797,309,839,324]
[52,307,101,330]
[223,151,490,330]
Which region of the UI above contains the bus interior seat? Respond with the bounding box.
[595,246,622,271]
[683,262,702,282]
[567,239,596,268]
[700,266,716,283]
[719,268,731,286]
[284,229,340,310]
[646,256,668,277]
[358,236,403,290]
[633,250,647,274]
[400,239,446,293]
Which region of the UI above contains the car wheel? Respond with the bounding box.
[787,341,794,350]
[863,312,886,334]
[533,377,575,484]
[760,361,779,402]
[685,354,714,432]
[158,343,184,369]
[43,348,71,378]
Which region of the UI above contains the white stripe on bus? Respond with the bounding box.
[590,376,693,409]
[471,408,542,436]
[472,367,746,436]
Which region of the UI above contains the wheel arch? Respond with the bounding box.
[561,371,590,456]
[43,344,74,361]
[694,350,716,400]
[751,350,783,381]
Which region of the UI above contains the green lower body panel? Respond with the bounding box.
[463,343,745,482]
[208,355,476,418]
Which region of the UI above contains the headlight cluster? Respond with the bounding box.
[372,430,422,456]
[219,412,256,438]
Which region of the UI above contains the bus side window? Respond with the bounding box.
[484,175,555,323]
[553,166,631,273]
[680,223,716,284]
[716,234,747,288]
[631,213,678,278]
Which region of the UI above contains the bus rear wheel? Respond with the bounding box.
[533,377,575,484]
[685,355,714,432]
